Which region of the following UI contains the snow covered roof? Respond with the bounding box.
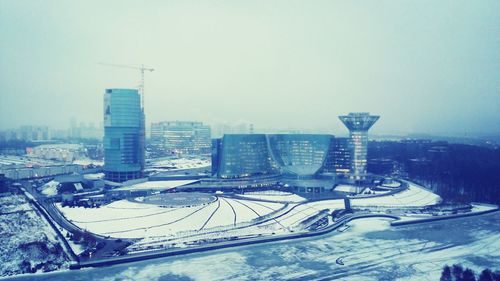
[74,182,84,191]
[83,173,105,180]
[334,184,359,193]
[73,159,104,166]
[114,180,199,191]
[41,180,59,196]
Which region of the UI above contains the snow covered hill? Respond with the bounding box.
[0,193,70,277]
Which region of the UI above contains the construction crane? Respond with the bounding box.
[98,62,154,108]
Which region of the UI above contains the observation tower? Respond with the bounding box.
[339,112,380,180]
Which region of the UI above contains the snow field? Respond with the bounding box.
[275,204,324,229]
[351,182,441,208]
[239,191,306,203]
[305,199,345,212]
[56,197,285,239]
[263,199,345,231]
[203,198,235,228]
[228,198,283,216]
[116,202,221,238]
[56,201,159,223]
[58,201,217,238]
[334,184,358,193]
[380,181,401,188]
[116,180,199,191]
[0,194,32,212]
[0,194,69,276]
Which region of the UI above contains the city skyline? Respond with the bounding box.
[1,1,499,136]
[1,2,499,280]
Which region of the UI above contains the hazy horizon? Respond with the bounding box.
[1,1,499,136]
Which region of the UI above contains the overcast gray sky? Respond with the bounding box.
[1,0,499,136]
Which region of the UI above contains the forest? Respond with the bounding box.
[368,140,500,205]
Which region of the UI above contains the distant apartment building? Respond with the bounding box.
[28,144,87,162]
[103,89,145,182]
[150,121,211,155]
[1,126,50,142]
[211,123,253,138]
[69,120,103,140]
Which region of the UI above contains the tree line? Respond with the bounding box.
[368,140,500,205]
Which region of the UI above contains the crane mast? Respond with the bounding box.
[98,62,154,108]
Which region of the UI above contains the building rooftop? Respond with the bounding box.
[113,180,199,191]
[339,112,380,131]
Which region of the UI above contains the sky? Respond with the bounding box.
[0,0,499,136]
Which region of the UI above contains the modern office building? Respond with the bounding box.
[268,134,334,178]
[103,89,145,182]
[212,134,339,179]
[323,137,351,175]
[216,134,277,179]
[211,138,222,176]
[150,121,211,155]
[339,112,379,180]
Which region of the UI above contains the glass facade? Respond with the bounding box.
[211,138,222,176]
[213,134,342,179]
[339,112,379,180]
[323,137,351,175]
[103,89,144,182]
[218,134,276,179]
[268,134,333,178]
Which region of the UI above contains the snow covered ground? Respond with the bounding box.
[115,180,199,192]
[335,184,359,193]
[0,194,32,213]
[239,191,306,203]
[55,197,285,240]
[55,182,441,248]
[82,173,105,180]
[269,199,343,230]
[54,180,444,255]
[0,194,69,277]
[471,203,497,212]
[18,211,500,281]
[147,158,211,170]
[350,181,441,208]
[73,158,104,166]
[0,155,60,167]
[380,181,401,188]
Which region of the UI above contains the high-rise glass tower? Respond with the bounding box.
[103,89,145,182]
[339,112,379,180]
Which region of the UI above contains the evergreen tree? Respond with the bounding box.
[463,268,476,281]
[453,264,464,281]
[478,269,493,281]
[441,265,452,281]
